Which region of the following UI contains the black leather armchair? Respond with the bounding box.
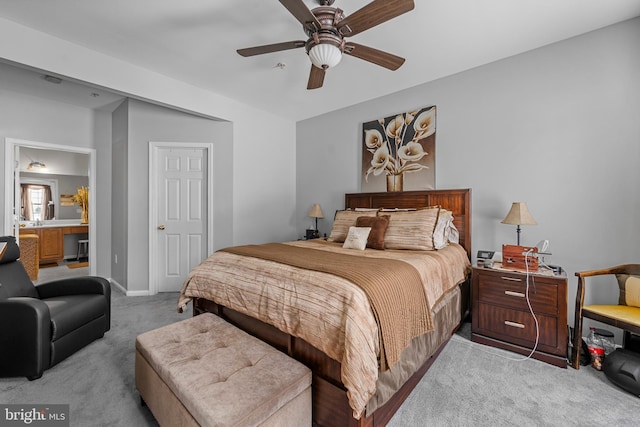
[0,236,110,380]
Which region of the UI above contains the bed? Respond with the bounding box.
[178,189,472,426]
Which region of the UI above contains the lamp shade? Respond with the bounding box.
[308,204,324,219]
[501,202,537,226]
[308,43,342,69]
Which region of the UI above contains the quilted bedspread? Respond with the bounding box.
[178,240,469,418]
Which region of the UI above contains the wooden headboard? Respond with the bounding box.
[345,189,472,259]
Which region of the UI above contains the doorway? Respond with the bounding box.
[4,138,97,277]
[148,142,214,293]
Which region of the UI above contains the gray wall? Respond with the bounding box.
[112,99,233,293]
[296,18,640,334]
[111,101,129,288]
[0,87,113,278]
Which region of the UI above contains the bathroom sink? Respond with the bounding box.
[19,220,86,228]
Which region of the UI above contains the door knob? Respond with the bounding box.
[157,225,166,230]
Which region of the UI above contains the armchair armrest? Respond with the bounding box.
[0,298,51,379]
[35,276,111,299]
[576,264,640,279]
[35,276,112,334]
[574,264,640,310]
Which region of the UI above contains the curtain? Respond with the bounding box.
[20,185,31,220]
[20,184,53,220]
[43,185,53,220]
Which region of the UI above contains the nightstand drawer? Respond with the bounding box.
[476,303,558,348]
[477,272,558,315]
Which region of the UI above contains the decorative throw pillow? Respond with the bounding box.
[616,274,640,308]
[327,210,377,243]
[381,206,440,250]
[356,215,390,250]
[342,227,372,250]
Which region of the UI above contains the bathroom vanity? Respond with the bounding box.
[19,221,88,265]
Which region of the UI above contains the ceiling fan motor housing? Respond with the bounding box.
[304,6,346,68]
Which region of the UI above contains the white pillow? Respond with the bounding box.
[342,226,372,250]
[447,222,460,244]
[433,209,452,249]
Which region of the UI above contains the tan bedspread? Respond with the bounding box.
[178,240,470,419]
[222,242,432,371]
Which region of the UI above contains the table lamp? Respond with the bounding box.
[501,202,537,245]
[307,203,324,239]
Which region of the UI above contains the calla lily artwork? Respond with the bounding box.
[362,106,436,192]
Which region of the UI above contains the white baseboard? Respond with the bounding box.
[126,290,152,296]
[109,278,126,294]
[109,278,152,296]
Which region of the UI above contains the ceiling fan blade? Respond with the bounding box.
[237,40,306,57]
[337,0,415,37]
[344,43,405,70]
[307,65,325,90]
[279,0,321,31]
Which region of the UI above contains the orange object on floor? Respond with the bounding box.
[68,262,89,269]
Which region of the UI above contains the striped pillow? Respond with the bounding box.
[381,207,440,250]
[327,210,378,243]
[617,274,640,308]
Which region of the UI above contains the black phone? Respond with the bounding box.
[305,229,319,240]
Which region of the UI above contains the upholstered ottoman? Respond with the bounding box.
[135,313,312,427]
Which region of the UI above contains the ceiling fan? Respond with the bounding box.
[237,0,415,90]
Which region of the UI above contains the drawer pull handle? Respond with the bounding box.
[505,290,525,298]
[504,320,525,329]
[501,276,522,282]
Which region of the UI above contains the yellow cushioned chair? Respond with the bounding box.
[572,264,640,369]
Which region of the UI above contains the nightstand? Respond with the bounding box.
[471,265,568,368]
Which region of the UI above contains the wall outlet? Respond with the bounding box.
[114,254,118,264]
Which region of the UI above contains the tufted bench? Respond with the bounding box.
[135,313,312,427]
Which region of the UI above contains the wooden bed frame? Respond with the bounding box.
[193,189,472,427]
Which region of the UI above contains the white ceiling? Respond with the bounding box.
[1,0,639,121]
[0,61,126,112]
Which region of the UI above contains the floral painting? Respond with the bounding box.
[362,106,436,192]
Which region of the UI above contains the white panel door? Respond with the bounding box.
[156,147,207,292]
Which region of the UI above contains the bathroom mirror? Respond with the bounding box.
[19,147,89,222]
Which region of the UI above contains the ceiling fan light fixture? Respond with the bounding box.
[308,43,342,69]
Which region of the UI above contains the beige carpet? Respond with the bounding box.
[1,291,637,426]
